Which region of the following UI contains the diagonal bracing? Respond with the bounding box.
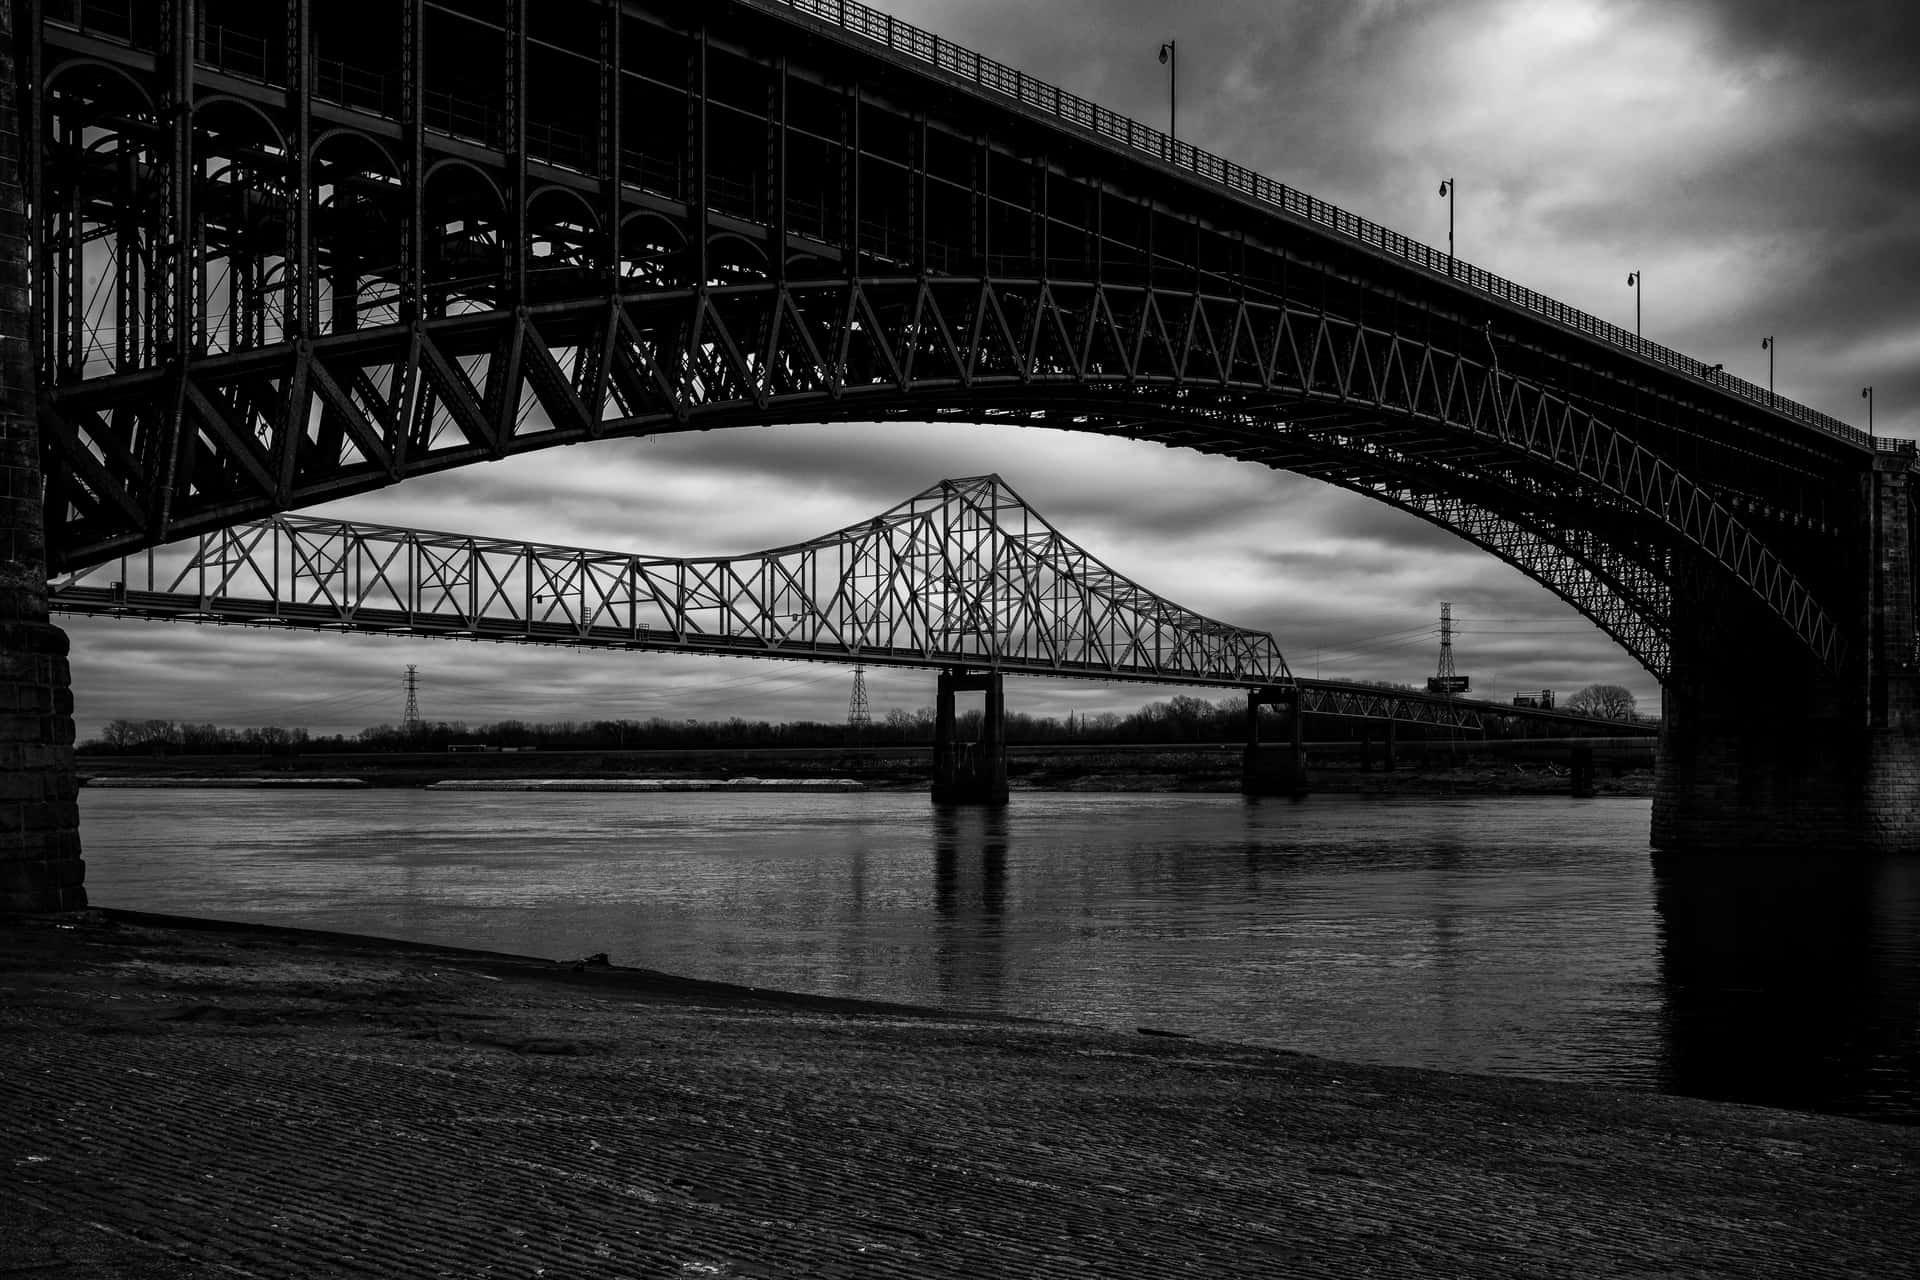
[49,475,1292,688]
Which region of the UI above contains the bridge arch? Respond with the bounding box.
[42,56,154,111]
[189,94,286,147]
[621,212,685,285]
[36,277,1824,680]
[707,234,770,287]
[310,128,402,181]
[526,186,602,282]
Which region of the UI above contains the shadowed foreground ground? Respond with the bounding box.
[2,909,1914,1278]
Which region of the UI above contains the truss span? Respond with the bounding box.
[51,475,1291,687]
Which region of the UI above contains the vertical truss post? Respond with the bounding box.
[973,134,986,273]
[912,108,926,273]
[21,0,42,373]
[285,0,311,340]
[689,23,707,287]
[400,0,425,324]
[845,81,860,278]
[771,57,787,286]
[505,0,527,307]
[600,0,623,287]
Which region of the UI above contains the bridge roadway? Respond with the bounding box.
[3,0,1917,914]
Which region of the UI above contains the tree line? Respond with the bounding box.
[80,682,1642,756]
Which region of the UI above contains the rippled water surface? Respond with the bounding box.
[79,788,1920,1122]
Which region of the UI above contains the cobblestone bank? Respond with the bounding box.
[3,910,1914,1278]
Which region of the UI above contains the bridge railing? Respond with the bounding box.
[774,0,1907,457]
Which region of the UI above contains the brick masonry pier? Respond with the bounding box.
[0,5,83,912]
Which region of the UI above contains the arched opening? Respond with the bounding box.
[309,131,405,337]
[189,97,292,355]
[41,60,159,380]
[422,160,507,316]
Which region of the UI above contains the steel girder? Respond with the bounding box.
[45,278,1810,674]
[50,474,1290,687]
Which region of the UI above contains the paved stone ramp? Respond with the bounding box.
[3,911,1915,1278]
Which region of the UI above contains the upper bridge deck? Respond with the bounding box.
[36,0,1904,466]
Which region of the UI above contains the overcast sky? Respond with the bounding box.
[61,0,1920,741]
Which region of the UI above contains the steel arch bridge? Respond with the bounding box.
[24,0,1910,696]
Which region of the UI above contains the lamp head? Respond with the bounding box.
[1159,43,1171,63]
[1864,386,1873,398]
[1627,271,1639,286]
[1438,179,1451,196]
[1762,336,1773,350]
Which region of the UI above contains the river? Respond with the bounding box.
[77,788,1920,1124]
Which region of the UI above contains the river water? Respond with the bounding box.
[78,788,1920,1124]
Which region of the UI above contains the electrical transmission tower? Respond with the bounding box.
[1435,603,1456,687]
[847,666,872,742]
[1427,603,1465,757]
[403,665,421,733]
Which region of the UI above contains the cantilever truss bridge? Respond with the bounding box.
[54,475,1287,684]
[51,474,1652,737]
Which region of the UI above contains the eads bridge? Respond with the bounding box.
[0,0,1911,910]
[48,473,1649,805]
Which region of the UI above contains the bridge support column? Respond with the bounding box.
[0,6,84,912]
[1242,687,1307,798]
[931,668,1008,806]
[1570,745,1595,798]
[1654,458,1920,853]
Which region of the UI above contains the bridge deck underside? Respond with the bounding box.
[27,0,1887,682]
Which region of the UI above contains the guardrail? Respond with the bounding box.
[771,0,1906,457]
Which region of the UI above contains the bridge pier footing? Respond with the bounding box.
[1654,459,1920,853]
[1242,687,1308,798]
[931,668,1008,806]
[0,5,84,913]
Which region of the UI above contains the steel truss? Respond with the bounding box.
[45,279,1819,673]
[51,474,1291,686]
[26,0,1870,681]
[49,472,1652,737]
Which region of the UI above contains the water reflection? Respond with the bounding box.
[931,806,1009,1004]
[1653,852,1920,1124]
[75,789,1920,1122]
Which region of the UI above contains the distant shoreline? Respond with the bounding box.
[76,739,1655,798]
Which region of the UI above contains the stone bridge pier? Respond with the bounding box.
[0,5,83,913]
[1653,457,1920,853]
[1242,687,1308,799]
[931,667,1009,806]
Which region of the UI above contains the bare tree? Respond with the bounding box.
[1566,683,1637,720]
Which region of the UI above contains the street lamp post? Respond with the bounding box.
[1437,177,1454,278]
[1761,335,1775,405]
[1863,385,1875,433]
[1158,41,1176,144]
[1626,271,1641,339]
